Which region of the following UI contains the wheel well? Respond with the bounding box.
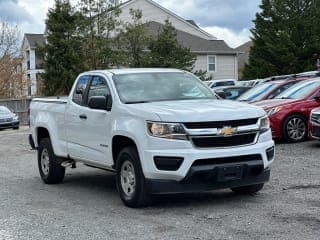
[112,135,137,166]
[37,127,50,144]
[283,112,308,125]
[282,113,308,139]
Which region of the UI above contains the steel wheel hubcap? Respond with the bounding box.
[120,161,136,197]
[41,148,50,176]
[287,117,306,140]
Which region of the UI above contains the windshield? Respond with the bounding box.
[211,81,235,88]
[0,106,11,115]
[238,82,277,101]
[276,80,320,99]
[113,72,215,103]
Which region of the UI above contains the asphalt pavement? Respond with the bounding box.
[0,127,320,240]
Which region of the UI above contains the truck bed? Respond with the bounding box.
[32,96,68,104]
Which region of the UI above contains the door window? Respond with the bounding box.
[86,76,111,104]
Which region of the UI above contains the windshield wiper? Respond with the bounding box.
[125,101,151,104]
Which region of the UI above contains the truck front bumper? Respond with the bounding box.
[141,136,274,181]
[146,165,270,194]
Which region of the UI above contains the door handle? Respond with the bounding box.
[79,114,87,120]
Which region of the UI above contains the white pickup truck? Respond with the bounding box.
[29,68,275,207]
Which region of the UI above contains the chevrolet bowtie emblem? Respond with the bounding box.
[219,126,236,136]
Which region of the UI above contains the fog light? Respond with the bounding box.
[266,147,275,161]
[154,156,184,171]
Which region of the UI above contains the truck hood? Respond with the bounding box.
[253,98,300,110]
[126,99,266,122]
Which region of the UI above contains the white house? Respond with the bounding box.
[119,0,238,80]
[21,34,45,96]
[21,0,238,95]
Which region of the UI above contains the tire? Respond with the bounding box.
[282,114,307,143]
[116,146,151,208]
[13,126,19,130]
[38,138,65,184]
[231,183,264,194]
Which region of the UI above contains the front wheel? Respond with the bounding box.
[116,146,151,208]
[38,138,65,184]
[231,183,264,194]
[282,114,307,142]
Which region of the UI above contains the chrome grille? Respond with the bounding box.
[183,119,260,148]
[191,133,257,148]
[183,118,258,129]
[311,113,320,124]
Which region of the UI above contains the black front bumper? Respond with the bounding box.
[0,121,19,129]
[146,160,270,194]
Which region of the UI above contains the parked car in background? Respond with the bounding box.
[214,86,251,100]
[310,107,320,140]
[0,106,19,130]
[254,79,320,142]
[237,79,305,103]
[237,80,260,87]
[295,71,320,78]
[205,79,236,89]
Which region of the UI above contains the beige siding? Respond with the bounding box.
[194,54,237,80]
[119,0,215,40]
[193,55,207,72]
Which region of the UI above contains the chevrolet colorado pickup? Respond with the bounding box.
[29,68,275,207]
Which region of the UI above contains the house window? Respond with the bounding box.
[207,55,216,72]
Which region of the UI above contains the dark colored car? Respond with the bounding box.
[310,107,320,140]
[0,106,19,130]
[238,79,305,103]
[254,79,320,142]
[214,86,251,100]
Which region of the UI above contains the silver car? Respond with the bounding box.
[0,106,19,130]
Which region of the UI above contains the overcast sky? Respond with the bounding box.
[0,0,261,48]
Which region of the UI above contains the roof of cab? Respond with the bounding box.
[87,68,184,75]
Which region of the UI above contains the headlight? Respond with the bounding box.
[265,107,282,116]
[259,116,270,134]
[147,121,187,140]
[13,114,18,121]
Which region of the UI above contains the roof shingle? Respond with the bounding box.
[24,34,45,48]
[145,21,237,54]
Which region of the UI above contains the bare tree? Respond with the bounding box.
[0,21,27,99]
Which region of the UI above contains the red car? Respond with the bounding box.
[254,79,320,142]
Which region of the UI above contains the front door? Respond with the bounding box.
[79,75,113,165]
[66,75,113,166]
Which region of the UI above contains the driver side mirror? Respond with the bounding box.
[76,87,84,95]
[88,94,112,111]
[315,92,320,101]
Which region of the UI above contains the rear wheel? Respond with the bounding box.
[116,146,151,208]
[38,138,65,184]
[282,114,307,142]
[231,183,264,194]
